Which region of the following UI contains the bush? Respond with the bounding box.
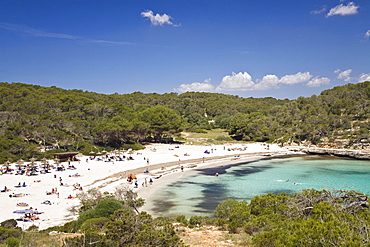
[0,227,22,241]
[80,217,110,233]
[0,219,18,229]
[175,215,188,226]
[75,198,123,232]
[215,135,233,141]
[4,237,20,247]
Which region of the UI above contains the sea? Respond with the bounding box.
[147,155,370,217]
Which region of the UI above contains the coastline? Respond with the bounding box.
[137,152,303,217]
[0,143,295,230]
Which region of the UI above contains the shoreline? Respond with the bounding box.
[137,152,304,216]
[0,143,296,230]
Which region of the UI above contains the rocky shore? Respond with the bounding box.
[288,146,370,160]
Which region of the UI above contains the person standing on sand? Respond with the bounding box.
[181,165,184,172]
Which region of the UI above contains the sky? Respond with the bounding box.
[1,0,369,99]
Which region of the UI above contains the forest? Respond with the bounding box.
[1,81,370,163]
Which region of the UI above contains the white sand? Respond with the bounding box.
[0,143,291,230]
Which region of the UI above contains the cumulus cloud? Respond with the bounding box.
[279,72,312,85]
[176,79,214,92]
[216,72,255,91]
[141,10,179,26]
[335,69,353,81]
[307,77,331,87]
[254,75,280,90]
[365,30,370,38]
[176,71,333,93]
[327,2,359,17]
[359,73,370,82]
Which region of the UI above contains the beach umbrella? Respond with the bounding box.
[29,158,38,169]
[30,157,36,165]
[2,160,11,169]
[13,209,33,214]
[41,157,48,168]
[16,159,25,170]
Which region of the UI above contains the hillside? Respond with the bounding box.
[0,81,369,163]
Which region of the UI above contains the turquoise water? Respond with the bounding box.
[148,155,370,217]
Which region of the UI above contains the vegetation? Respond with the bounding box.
[214,189,370,246]
[1,81,370,163]
[0,189,368,246]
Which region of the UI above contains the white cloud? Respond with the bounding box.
[365,30,370,38]
[254,75,280,90]
[310,7,327,15]
[307,77,331,87]
[141,10,179,26]
[359,73,370,82]
[279,72,312,85]
[216,72,255,91]
[177,71,331,93]
[327,2,359,17]
[176,79,214,92]
[335,69,353,81]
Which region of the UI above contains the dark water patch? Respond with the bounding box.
[190,182,229,213]
[195,159,271,176]
[168,180,201,188]
[149,191,177,214]
[228,165,273,177]
[198,182,228,199]
[318,167,370,175]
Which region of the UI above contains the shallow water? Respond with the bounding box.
[148,155,370,217]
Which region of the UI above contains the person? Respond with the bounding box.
[215,173,219,177]
[149,178,153,185]
[22,182,26,187]
[181,166,184,172]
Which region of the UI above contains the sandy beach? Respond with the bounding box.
[0,143,291,230]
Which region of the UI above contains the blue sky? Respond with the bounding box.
[1,0,369,99]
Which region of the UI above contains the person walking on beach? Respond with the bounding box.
[181,165,184,172]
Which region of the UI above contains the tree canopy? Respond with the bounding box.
[1,81,369,163]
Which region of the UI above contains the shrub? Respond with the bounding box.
[0,219,18,229]
[80,217,110,233]
[4,237,20,247]
[175,215,188,226]
[215,135,233,141]
[0,227,22,241]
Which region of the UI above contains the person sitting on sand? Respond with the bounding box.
[1,186,9,192]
